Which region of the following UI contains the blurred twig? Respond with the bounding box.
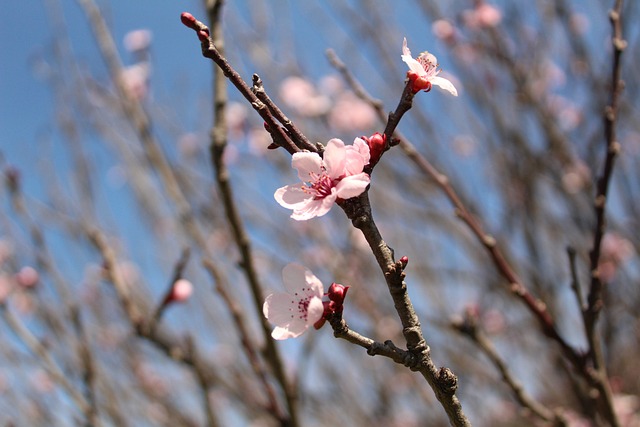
[204,2,296,425]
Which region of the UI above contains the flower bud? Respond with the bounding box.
[180,12,197,29]
[16,266,39,288]
[168,279,193,303]
[362,132,386,167]
[327,283,349,306]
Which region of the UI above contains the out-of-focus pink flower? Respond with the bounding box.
[15,266,39,288]
[170,279,193,303]
[328,92,377,132]
[124,29,152,53]
[263,263,324,340]
[401,38,458,96]
[225,102,249,140]
[0,275,11,303]
[247,127,273,156]
[121,62,151,101]
[178,132,201,158]
[561,160,591,194]
[432,20,457,43]
[475,4,502,27]
[462,3,502,29]
[599,233,634,282]
[279,76,330,117]
[274,138,370,220]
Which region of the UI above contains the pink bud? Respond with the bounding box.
[16,266,39,288]
[180,12,197,29]
[327,283,349,306]
[362,132,387,167]
[197,30,210,41]
[170,279,193,303]
[399,256,409,266]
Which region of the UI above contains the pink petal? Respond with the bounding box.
[335,173,370,199]
[274,185,312,209]
[292,152,323,182]
[344,139,370,175]
[431,76,458,96]
[323,139,347,179]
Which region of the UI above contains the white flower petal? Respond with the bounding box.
[430,76,458,96]
[402,37,412,57]
[282,263,322,296]
[271,325,303,340]
[306,296,325,325]
[274,185,312,209]
[335,173,370,199]
[291,192,337,220]
[402,55,426,76]
[292,152,323,182]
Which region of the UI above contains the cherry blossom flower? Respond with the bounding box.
[263,263,325,340]
[401,38,458,96]
[274,138,370,220]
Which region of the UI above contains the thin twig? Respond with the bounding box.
[0,302,92,418]
[340,192,471,427]
[204,3,297,425]
[327,48,585,371]
[252,74,315,152]
[451,315,566,425]
[181,12,302,155]
[583,2,626,426]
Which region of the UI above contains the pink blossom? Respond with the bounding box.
[401,38,458,96]
[432,20,457,43]
[15,266,39,288]
[328,92,377,132]
[279,76,330,117]
[274,138,370,220]
[263,263,325,340]
[121,62,150,101]
[170,279,193,303]
[123,29,152,53]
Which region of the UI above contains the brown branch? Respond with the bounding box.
[181,12,301,155]
[340,192,471,427]
[251,74,316,152]
[0,302,92,419]
[204,3,297,426]
[327,48,586,371]
[451,314,566,425]
[582,2,627,426]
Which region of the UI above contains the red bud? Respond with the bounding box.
[180,12,197,29]
[362,132,386,167]
[407,71,432,93]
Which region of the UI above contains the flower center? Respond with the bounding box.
[292,288,312,320]
[302,170,335,200]
[417,51,438,75]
